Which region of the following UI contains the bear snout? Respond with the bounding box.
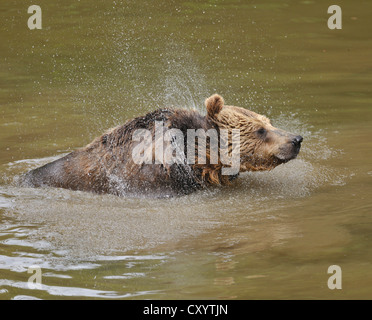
[288,134,303,159]
[275,134,303,162]
[291,135,303,147]
[291,135,303,157]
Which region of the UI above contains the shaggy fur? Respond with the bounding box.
[20,94,303,197]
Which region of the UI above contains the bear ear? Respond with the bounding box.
[205,94,224,118]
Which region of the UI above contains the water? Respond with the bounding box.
[1,0,372,299]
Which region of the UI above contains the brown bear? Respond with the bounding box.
[20,94,303,197]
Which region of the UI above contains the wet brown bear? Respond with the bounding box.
[20,94,303,197]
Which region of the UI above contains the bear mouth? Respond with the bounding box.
[274,154,297,164]
[274,146,301,163]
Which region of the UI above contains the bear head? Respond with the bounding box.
[205,94,303,172]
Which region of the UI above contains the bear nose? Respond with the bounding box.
[292,135,303,147]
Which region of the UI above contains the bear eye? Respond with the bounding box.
[257,128,266,136]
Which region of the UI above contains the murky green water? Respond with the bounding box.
[1,0,372,299]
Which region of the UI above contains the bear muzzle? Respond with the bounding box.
[276,134,303,162]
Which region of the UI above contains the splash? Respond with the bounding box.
[158,41,210,113]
